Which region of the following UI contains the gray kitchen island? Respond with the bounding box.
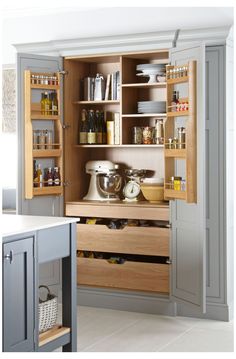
[1,214,77,352]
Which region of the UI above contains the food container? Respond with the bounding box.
[142,126,153,144]
[132,126,143,144]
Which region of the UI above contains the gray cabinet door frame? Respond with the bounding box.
[3,236,35,352]
[169,44,206,312]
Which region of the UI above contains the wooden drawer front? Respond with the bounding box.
[66,203,169,221]
[77,258,169,293]
[77,224,169,256]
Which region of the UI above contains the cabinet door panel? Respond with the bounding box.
[17,53,63,216]
[3,237,34,352]
[170,44,206,312]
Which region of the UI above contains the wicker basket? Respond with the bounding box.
[38,285,58,333]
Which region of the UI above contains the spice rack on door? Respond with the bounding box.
[24,70,63,199]
[164,61,197,203]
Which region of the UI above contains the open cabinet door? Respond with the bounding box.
[17,53,63,216]
[169,44,206,312]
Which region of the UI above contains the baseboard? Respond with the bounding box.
[177,301,232,321]
[77,286,176,316]
[77,286,233,321]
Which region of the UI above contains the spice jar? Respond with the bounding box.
[38,130,46,150]
[45,129,53,149]
[174,176,182,191]
[177,127,186,149]
[170,176,175,189]
[33,130,39,149]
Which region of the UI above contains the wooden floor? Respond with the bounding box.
[55,306,234,352]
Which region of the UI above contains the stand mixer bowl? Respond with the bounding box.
[98,173,122,198]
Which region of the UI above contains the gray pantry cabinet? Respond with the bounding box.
[15,26,234,321]
[2,216,77,352]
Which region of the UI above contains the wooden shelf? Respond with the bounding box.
[122,113,166,118]
[31,84,60,90]
[33,186,63,196]
[75,144,164,148]
[122,82,166,88]
[164,189,186,200]
[164,149,186,158]
[31,113,60,120]
[167,111,189,117]
[73,100,120,105]
[33,149,62,158]
[39,325,70,347]
[167,76,189,85]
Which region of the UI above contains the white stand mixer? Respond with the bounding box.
[83,160,122,201]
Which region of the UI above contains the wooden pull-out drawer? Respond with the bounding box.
[77,224,169,256]
[77,258,169,293]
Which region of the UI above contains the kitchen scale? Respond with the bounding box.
[123,169,146,201]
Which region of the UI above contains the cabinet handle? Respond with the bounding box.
[4,250,13,264]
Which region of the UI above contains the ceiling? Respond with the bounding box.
[2,7,234,36]
[1,5,234,64]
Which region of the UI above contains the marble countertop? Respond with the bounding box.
[1,214,78,238]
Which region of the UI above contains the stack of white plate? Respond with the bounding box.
[138,101,166,114]
[136,63,166,83]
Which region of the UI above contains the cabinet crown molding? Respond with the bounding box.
[178,26,232,46]
[13,26,232,57]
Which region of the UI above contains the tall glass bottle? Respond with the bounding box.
[101,111,107,144]
[50,92,58,115]
[95,110,102,144]
[87,110,96,144]
[79,109,88,144]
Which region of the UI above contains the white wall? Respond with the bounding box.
[2,7,234,64]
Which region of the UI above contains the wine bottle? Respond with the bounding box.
[87,110,96,144]
[95,110,103,144]
[101,111,107,144]
[79,109,88,144]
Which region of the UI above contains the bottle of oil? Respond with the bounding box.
[79,109,88,144]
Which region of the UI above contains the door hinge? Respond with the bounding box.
[58,70,68,76]
[62,123,71,129]
[166,259,172,265]
[63,181,70,187]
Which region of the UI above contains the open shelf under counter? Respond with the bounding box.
[38,325,70,347]
[73,100,120,105]
[164,148,186,158]
[122,82,166,88]
[66,200,169,221]
[122,113,167,118]
[74,144,164,148]
[33,186,63,197]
